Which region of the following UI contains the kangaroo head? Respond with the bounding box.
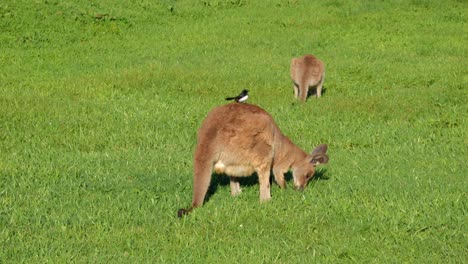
[292,144,329,190]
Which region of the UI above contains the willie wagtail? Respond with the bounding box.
[225,89,249,103]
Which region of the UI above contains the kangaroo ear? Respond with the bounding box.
[311,144,328,155]
[310,154,329,166]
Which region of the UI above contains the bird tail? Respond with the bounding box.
[225,97,235,101]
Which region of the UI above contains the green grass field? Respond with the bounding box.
[1,0,467,262]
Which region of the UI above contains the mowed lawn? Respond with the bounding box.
[0,0,466,262]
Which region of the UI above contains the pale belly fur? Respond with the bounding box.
[214,161,255,177]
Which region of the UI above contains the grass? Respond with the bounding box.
[1,0,467,262]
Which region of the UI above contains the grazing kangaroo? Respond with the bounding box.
[290,54,325,102]
[178,103,329,217]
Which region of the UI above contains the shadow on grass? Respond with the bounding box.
[292,83,327,98]
[283,168,329,187]
[204,168,329,203]
[290,86,327,106]
[307,86,327,98]
[204,173,259,204]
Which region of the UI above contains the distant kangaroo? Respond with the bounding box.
[290,54,325,102]
[178,103,329,217]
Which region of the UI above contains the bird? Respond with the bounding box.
[225,89,249,103]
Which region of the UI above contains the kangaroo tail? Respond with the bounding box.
[191,144,215,207]
[178,146,214,217]
[299,80,308,102]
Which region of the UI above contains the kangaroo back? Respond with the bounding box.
[180,104,277,214]
[290,54,325,101]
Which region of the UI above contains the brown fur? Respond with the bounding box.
[290,54,325,102]
[178,103,328,216]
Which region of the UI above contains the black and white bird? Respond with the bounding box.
[225,89,249,103]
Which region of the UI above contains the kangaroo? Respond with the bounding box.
[178,103,329,217]
[290,54,325,102]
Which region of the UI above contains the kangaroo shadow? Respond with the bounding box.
[307,86,327,98]
[204,169,329,203]
[283,168,329,186]
[205,173,260,203]
[291,86,327,105]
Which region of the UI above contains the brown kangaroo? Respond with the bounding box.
[178,103,329,217]
[290,54,325,102]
